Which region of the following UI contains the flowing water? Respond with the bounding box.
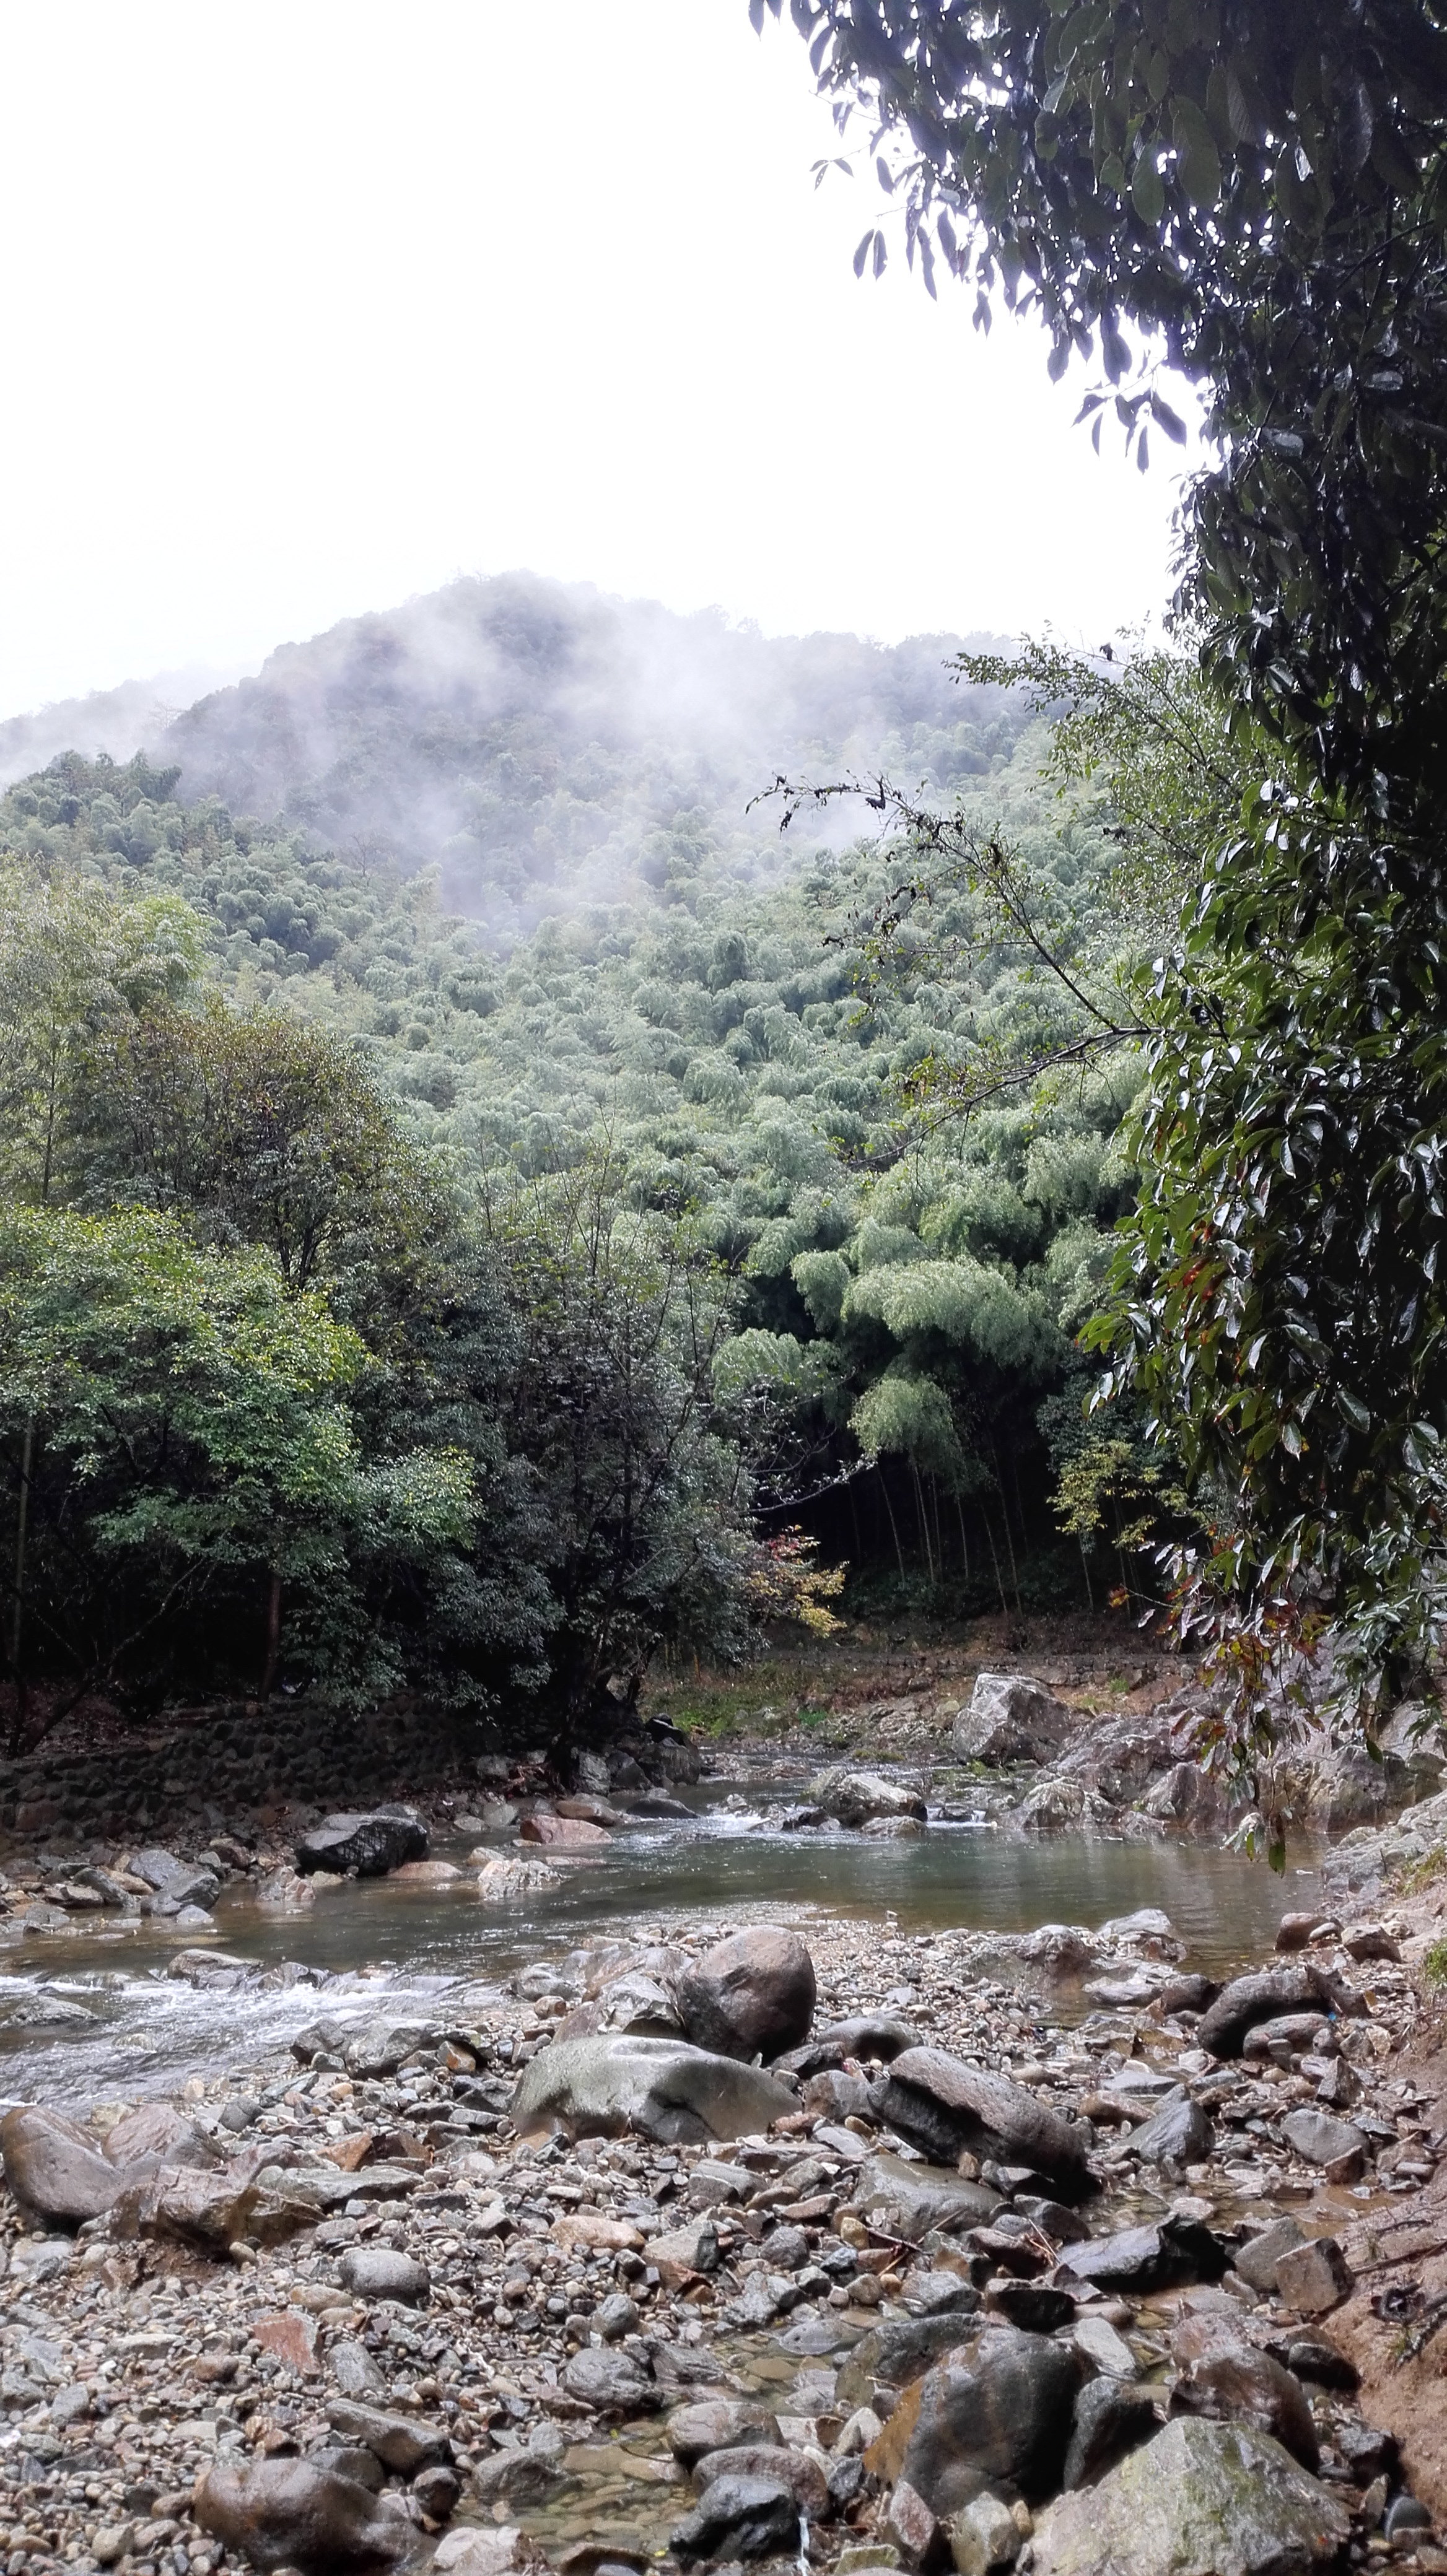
[0,1781,1321,2109]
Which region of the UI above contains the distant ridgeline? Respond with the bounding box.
[0,573,1143,1617]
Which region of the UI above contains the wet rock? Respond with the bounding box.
[1059,2217,1227,2294]
[1272,2237,1354,2317]
[1028,2417,1350,2576]
[593,2293,640,2341]
[556,1793,624,1825]
[836,2313,984,2408]
[1140,1764,1228,1829]
[510,2034,796,2144]
[295,1808,427,1877]
[325,2399,452,2474]
[338,2245,430,2304]
[520,1811,612,1850]
[192,2458,409,2572]
[667,2399,780,2465]
[1169,2348,1319,2471]
[1063,2378,1160,2489]
[476,1854,562,1902]
[953,1673,1074,1765]
[671,2471,800,2564]
[899,2325,1082,2513]
[693,2446,828,2520]
[390,1860,460,1884]
[1126,2089,1215,2165]
[905,2269,983,2318]
[852,2154,1002,2242]
[673,1926,816,2063]
[0,2105,125,2227]
[869,2051,1095,2201]
[1197,1964,1359,2060]
[808,1769,928,1829]
[562,2347,661,2415]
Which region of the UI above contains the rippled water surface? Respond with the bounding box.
[0,1782,1320,2107]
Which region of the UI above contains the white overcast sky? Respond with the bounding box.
[0,1,1196,719]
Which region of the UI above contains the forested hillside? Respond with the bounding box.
[0,653,1150,1744]
[2,576,1026,941]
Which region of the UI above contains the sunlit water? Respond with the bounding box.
[0,1782,1320,2110]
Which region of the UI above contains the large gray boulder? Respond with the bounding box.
[510,2034,796,2144]
[294,1808,427,1878]
[673,1927,816,2063]
[807,1769,927,1828]
[869,2048,1096,2200]
[1028,2418,1350,2576]
[898,2326,1082,2513]
[952,1673,1075,1764]
[1,2105,126,2229]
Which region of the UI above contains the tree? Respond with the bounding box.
[765,0,1447,1741]
[0,1204,473,1741]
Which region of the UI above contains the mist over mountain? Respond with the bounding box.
[0,575,1025,941]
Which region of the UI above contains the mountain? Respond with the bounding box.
[0,574,1026,941]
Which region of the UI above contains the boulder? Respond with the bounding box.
[666,2398,780,2466]
[869,2049,1095,2200]
[692,2447,829,2520]
[0,2105,125,2228]
[294,1808,427,1878]
[111,2158,264,2251]
[808,1769,928,1828]
[1280,2108,1369,2174]
[1127,2089,1215,2165]
[1274,2238,1355,2317]
[671,2473,800,2564]
[192,2460,409,2572]
[1059,2216,1226,2295]
[850,2152,1002,2242]
[952,1673,1075,1765]
[673,1926,816,2063]
[836,2314,984,2409]
[1169,2348,1319,2472]
[1028,2418,1350,2576]
[1197,1964,1360,2060]
[476,1854,562,1902]
[100,2104,219,2171]
[341,2019,438,2078]
[1063,2378,1160,2489]
[471,2449,574,2510]
[561,2347,660,2415]
[325,2400,452,2474]
[338,2246,430,2305]
[899,2326,1082,2513]
[510,2034,796,2144]
[554,1970,683,2042]
[519,1811,611,1849]
[1234,2217,1308,2293]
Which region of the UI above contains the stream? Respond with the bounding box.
[0,1780,1321,2110]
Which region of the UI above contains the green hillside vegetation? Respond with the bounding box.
[0,672,1161,1747]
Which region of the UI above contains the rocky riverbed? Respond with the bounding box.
[2,1830,1446,2576]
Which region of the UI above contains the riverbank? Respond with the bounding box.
[2,1799,1447,2576]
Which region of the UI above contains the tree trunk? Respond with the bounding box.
[9,1416,35,1757]
[260,1570,282,1698]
